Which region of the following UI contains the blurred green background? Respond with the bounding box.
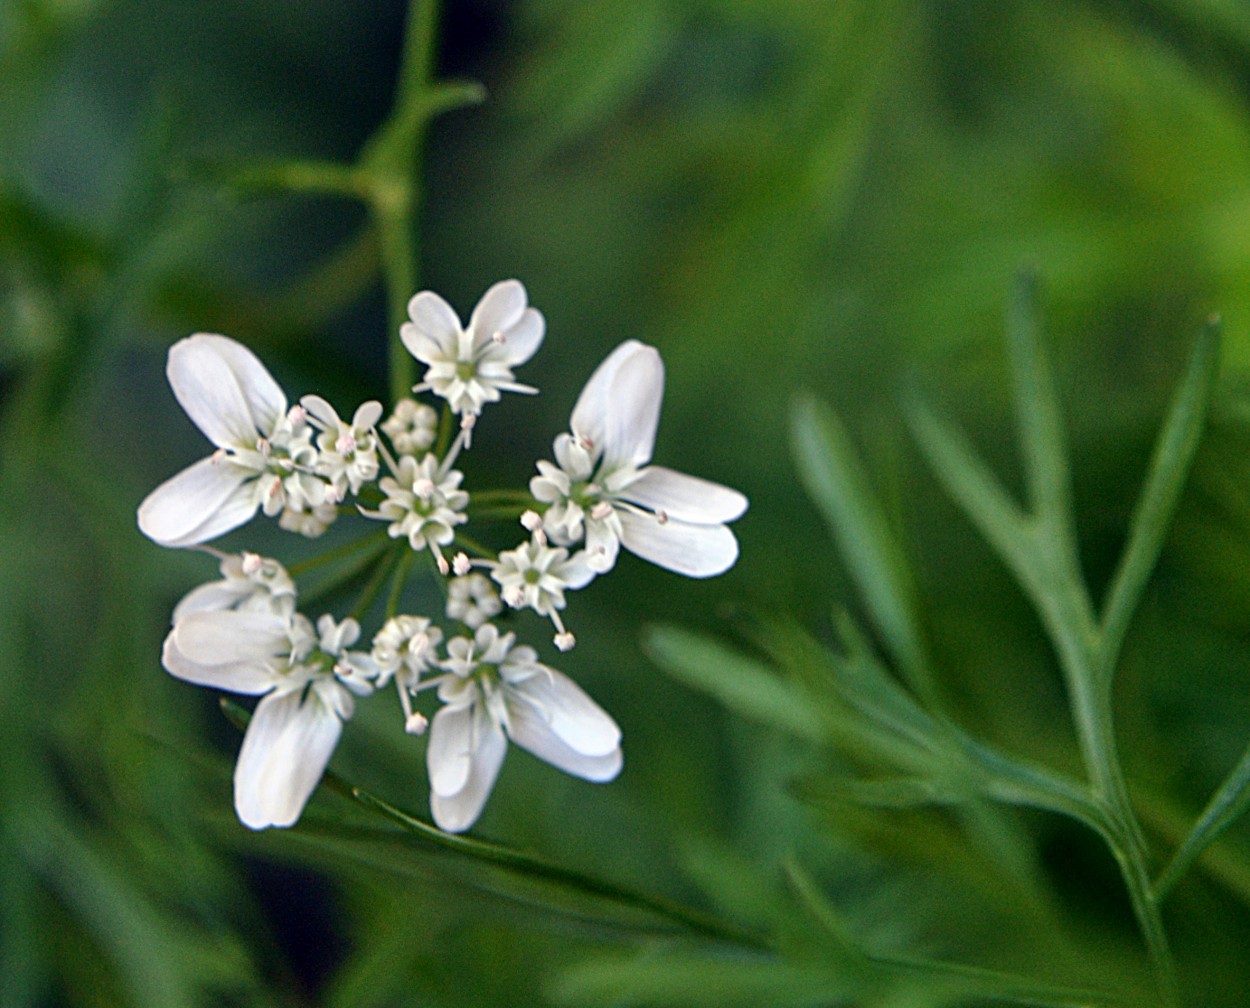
[6,0,1250,1004]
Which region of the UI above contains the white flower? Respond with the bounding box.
[364,452,468,571]
[491,533,595,650]
[381,398,439,456]
[445,573,503,630]
[371,615,443,733]
[530,340,748,577]
[162,608,358,830]
[300,396,383,498]
[400,280,545,415]
[277,499,338,538]
[172,552,296,623]
[137,334,331,547]
[425,624,621,833]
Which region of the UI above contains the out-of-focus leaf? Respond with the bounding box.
[550,948,875,1008]
[789,393,930,697]
[643,625,825,744]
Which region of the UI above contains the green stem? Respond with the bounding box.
[287,529,391,578]
[219,698,762,949]
[360,1,485,405]
[385,548,416,619]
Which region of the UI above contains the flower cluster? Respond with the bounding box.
[139,280,747,833]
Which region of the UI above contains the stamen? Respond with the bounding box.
[241,552,263,575]
[452,552,471,576]
[491,329,506,344]
[590,501,613,521]
[336,432,357,454]
[430,543,450,575]
[655,509,669,525]
[405,711,429,735]
[554,631,576,652]
[520,509,542,531]
[413,477,435,499]
[288,404,307,425]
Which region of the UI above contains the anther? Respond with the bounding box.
[554,631,576,652]
[405,711,429,735]
[590,501,613,521]
[655,509,668,525]
[452,552,471,576]
[241,552,263,575]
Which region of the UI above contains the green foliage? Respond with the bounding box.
[7,0,1250,1006]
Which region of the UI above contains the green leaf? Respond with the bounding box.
[1098,316,1222,676]
[789,393,932,700]
[550,948,873,1008]
[1005,270,1077,548]
[642,625,826,744]
[1155,732,1250,900]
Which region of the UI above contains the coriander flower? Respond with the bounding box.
[425,624,621,833]
[445,573,503,630]
[381,398,438,456]
[530,340,747,577]
[491,532,595,651]
[138,334,331,547]
[364,452,469,572]
[401,280,544,415]
[172,551,296,623]
[162,608,373,829]
[300,395,383,499]
[371,614,444,734]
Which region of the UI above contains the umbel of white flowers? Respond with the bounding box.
[138,280,746,834]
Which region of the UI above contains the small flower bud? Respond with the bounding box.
[554,631,576,652]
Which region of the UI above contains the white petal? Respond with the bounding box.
[570,340,647,454]
[483,307,544,366]
[353,400,384,428]
[171,609,292,666]
[168,334,285,449]
[137,456,258,547]
[621,467,748,524]
[510,720,622,781]
[403,291,462,360]
[584,515,621,573]
[233,689,343,829]
[509,669,620,757]
[170,580,249,623]
[428,702,507,833]
[601,344,663,471]
[427,702,473,797]
[559,552,598,590]
[161,629,278,694]
[618,510,739,577]
[468,280,527,345]
[299,394,340,429]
